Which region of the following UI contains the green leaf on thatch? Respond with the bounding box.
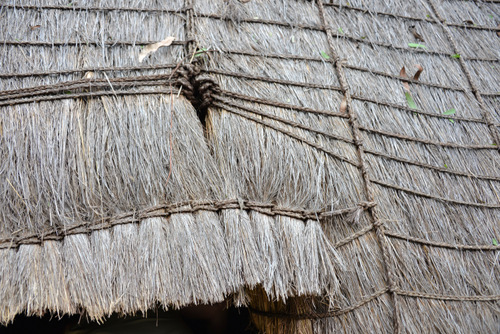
[444,163,448,168]
[320,51,331,60]
[451,53,461,59]
[408,43,427,49]
[443,108,456,123]
[194,47,208,57]
[338,27,344,34]
[405,92,418,109]
[493,238,499,246]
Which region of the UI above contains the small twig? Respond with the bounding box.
[6,178,31,214]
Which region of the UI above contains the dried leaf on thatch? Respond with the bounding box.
[138,36,176,63]
[409,25,425,42]
[400,65,423,109]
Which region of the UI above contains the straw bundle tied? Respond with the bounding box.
[0,0,499,333]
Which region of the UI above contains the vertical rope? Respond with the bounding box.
[315,1,401,333]
[425,0,500,152]
[184,0,196,57]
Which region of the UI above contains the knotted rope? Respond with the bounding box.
[175,64,220,122]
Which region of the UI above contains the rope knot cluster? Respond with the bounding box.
[176,63,220,112]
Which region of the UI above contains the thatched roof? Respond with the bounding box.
[1,0,499,332]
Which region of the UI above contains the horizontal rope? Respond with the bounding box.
[216,91,500,182]
[209,71,489,127]
[214,95,354,144]
[360,126,498,150]
[394,288,500,302]
[0,40,189,47]
[346,64,468,92]
[0,74,176,101]
[215,76,486,124]
[218,48,470,93]
[372,179,500,208]
[445,0,500,3]
[213,101,360,167]
[248,286,500,319]
[0,200,374,249]
[1,68,496,182]
[219,85,487,125]
[198,14,498,62]
[2,8,497,64]
[5,3,499,33]
[385,230,500,251]
[249,287,389,320]
[0,78,177,107]
[219,89,349,119]
[1,47,493,97]
[0,73,174,96]
[0,89,177,107]
[365,149,500,182]
[2,4,187,14]
[207,68,342,91]
[351,94,488,124]
[481,92,500,97]
[334,224,375,248]
[323,2,500,32]
[0,63,177,78]
[218,84,490,127]
[0,67,491,127]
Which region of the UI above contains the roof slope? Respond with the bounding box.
[0,0,499,333]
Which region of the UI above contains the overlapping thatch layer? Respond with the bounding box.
[0,0,499,333]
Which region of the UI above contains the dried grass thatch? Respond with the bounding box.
[0,0,499,333]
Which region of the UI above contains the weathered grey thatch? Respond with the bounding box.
[0,0,499,333]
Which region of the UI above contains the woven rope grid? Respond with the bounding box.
[3,2,500,33]
[1,74,498,315]
[3,65,499,127]
[2,5,499,63]
[2,68,500,205]
[1,196,497,314]
[1,2,499,324]
[3,49,500,99]
[193,14,498,62]
[214,96,498,151]
[2,63,500,205]
[3,67,499,128]
[322,2,500,31]
[425,0,500,152]
[0,199,376,249]
[5,2,499,33]
[315,1,402,331]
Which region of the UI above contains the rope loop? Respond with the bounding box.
[175,63,220,113]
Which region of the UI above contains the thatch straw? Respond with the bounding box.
[1,0,499,333]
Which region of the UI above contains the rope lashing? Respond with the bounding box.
[175,63,220,124]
